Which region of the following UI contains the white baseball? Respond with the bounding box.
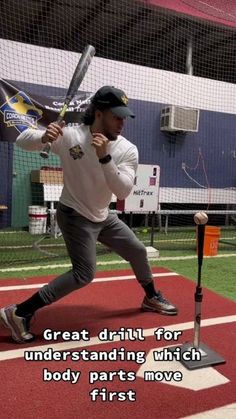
[194,211,208,225]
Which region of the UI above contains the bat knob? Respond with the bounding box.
[40,150,49,159]
[40,142,51,158]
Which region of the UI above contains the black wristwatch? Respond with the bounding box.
[99,154,112,164]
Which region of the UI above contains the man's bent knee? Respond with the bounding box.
[72,265,95,287]
[125,241,147,262]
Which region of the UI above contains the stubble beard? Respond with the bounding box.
[104,131,117,141]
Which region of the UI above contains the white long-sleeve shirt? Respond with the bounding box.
[16,124,138,222]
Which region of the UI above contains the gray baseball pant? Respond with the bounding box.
[39,202,153,304]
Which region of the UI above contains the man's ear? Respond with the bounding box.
[95,109,103,119]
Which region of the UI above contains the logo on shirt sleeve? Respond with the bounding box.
[69,145,84,160]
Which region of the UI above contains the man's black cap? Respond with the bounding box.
[91,86,135,118]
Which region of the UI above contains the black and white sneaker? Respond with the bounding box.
[142,292,178,315]
[0,304,35,343]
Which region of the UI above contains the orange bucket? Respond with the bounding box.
[203,226,221,256]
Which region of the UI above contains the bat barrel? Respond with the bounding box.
[40,44,96,159]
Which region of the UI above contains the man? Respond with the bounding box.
[0,86,178,343]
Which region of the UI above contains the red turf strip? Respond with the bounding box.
[0,267,236,418]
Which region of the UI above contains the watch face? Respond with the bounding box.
[100,154,111,164]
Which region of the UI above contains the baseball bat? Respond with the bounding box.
[40,44,96,158]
